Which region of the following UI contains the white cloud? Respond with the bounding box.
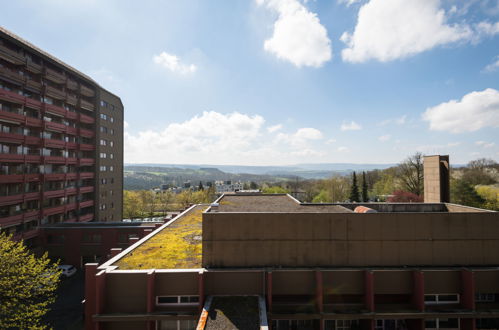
[276,127,323,147]
[476,141,496,148]
[340,0,473,63]
[483,56,499,73]
[338,0,361,7]
[257,0,332,67]
[340,121,362,131]
[475,21,499,37]
[337,146,349,152]
[267,124,283,133]
[125,112,329,165]
[153,52,197,74]
[326,138,337,144]
[378,134,391,142]
[422,88,499,133]
[379,115,407,126]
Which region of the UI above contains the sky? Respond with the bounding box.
[1,0,498,166]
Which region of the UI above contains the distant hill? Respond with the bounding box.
[125,163,396,179]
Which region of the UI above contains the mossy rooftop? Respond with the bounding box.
[114,205,207,270]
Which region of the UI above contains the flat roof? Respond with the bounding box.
[114,205,207,270]
[216,194,353,213]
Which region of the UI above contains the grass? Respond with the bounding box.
[115,205,206,269]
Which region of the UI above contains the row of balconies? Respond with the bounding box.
[0,116,94,140]
[0,172,95,184]
[0,153,95,165]
[0,208,95,228]
[0,186,95,204]
[0,84,95,114]
[0,131,95,150]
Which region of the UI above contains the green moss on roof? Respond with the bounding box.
[115,205,206,270]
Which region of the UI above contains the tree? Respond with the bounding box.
[361,171,368,202]
[0,233,60,329]
[198,181,204,191]
[461,158,498,186]
[387,190,423,203]
[372,173,396,200]
[249,181,258,189]
[123,190,143,219]
[397,152,424,196]
[451,179,485,208]
[349,172,360,202]
[262,186,289,194]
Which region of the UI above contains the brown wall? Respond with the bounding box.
[205,271,264,295]
[105,272,148,313]
[95,89,123,222]
[203,212,499,268]
[424,155,450,203]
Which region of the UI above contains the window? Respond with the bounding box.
[82,233,102,244]
[476,293,496,302]
[375,320,405,330]
[99,203,106,210]
[110,178,114,184]
[100,139,107,146]
[424,318,459,330]
[156,296,199,306]
[100,126,107,133]
[110,129,114,135]
[109,141,114,147]
[274,320,316,330]
[109,153,114,159]
[157,320,196,330]
[100,152,106,159]
[109,190,113,196]
[101,178,107,184]
[100,113,107,120]
[110,116,114,123]
[109,166,114,172]
[424,294,460,305]
[99,166,106,172]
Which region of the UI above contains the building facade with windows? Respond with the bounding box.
[0,27,123,244]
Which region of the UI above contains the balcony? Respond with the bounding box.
[79,113,95,124]
[0,153,24,162]
[44,68,65,84]
[43,103,66,117]
[79,172,94,179]
[26,60,42,74]
[66,187,77,195]
[79,200,94,208]
[66,202,77,211]
[45,85,66,100]
[0,174,23,183]
[78,158,94,166]
[0,108,24,124]
[20,228,40,240]
[25,117,42,128]
[66,141,77,149]
[44,173,66,181]
[80,85,95,97]
[66,173,78,180]
[0,88,25,104]
[0,193,24,207]
[23,209,40,221]
[66,126,77,135]
[66,111,78,120]
[67,79,78,91]
[67,157,78,165]
[0,131,24,144]
[0,213,23,227]
[80,143,95,151]
[44,138,66,149]
[25,174,41,182]
[25,154,41,163]
[80,99,94,111]
[79,186,94,194]
[0,66,25,85]
[44,189,65,199]
[79,128,94,138]
[0,44,25,65]
[24,191,40,201]
[25,97,42,110]
[44,120,66,133]
[66,94,77,106]
[25,79,42,93]
[43,205,65,217]
[24,135,41,145]
[79,213,94,222]
[43,156,66,164]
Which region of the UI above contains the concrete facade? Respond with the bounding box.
[424,155,450,203]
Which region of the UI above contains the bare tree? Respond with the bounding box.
[397,152,424,196]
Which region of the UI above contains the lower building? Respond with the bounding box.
[84,191,498,330]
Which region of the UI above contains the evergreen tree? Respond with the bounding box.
[198,181,204,191]
[362,171,369,202]
[349,171,360,202]
[451,179,485,208]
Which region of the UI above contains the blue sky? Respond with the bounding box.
[2,0,498,165]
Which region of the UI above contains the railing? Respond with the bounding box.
[0,44,24,64]
[79,200,94,208]
[79,128,94,138]
[26,60,42,74]
[0,213,23,227]
[43,138,66,149]
[44,120,66,132]
[67,79,78,90]
[79,113,95,124]
[43,155,66,164]
[78,158,95,166]
[80,99,95,111]
[79,143,95,151]
[44,189,66,199]
[0,88,25,104]
[66,94,77,106]
[79,172,94,179]
[26,79,42,92]
[0,66,25,84]
[0,193,24,207]
[43,103,66,117]
[0,131,24,144]
[79,186,94,194]
[45,85,66,100]
[80,85,95,97]
[44,67,65,84]
[43,205,65,217]
[79,213,94,222]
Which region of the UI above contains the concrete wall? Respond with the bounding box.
[203,212,499,268]
[424,155,450,203]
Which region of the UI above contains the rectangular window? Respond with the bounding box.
[100,113,107,120]
[109,141,114,147]
[110,128,114,135]
[109,166,114,172]
[100,126,107,133]
[100,139,107,146]
[424,294,459,305]
[156,296,199,306]
[101,178,107,184]
[109,153,114,159]
[476,293,496,302]
[157,320,196,330]
[99,166,106,172]
[110,116,114,123]
[100,152,106,159]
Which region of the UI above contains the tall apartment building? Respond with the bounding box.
[0,27,123,245]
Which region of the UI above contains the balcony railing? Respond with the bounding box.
[45,85,66,100]
[44,120,66,133]
[67,79,78,90]
[43,103,66,117]
[0,88,25,104]
[26,79,42,92]
[44,67,65,84]
[79,172,94,179]
[79,186,94,194]
[0,193,24,207]
[43,155,66,164]
[0,108,24,124]
[0,131,24,144]
[26,60,42,74]
[0,213,23,227]
[79,213,94,222]
[80,99,94,111]
[80,113,95,124]
[0,66,25,85]
[66,94,77,106]
[79,128,94,138]
[44,189,65,199]
[43,205,65,217]
[78,158,95,166]
[25,117,42,128]
[80,143,95,151]
[25,97,42,110]
[79,200,94,209]
[0,44,25,65]
[43,138,66,149]
[80,85,95,97]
